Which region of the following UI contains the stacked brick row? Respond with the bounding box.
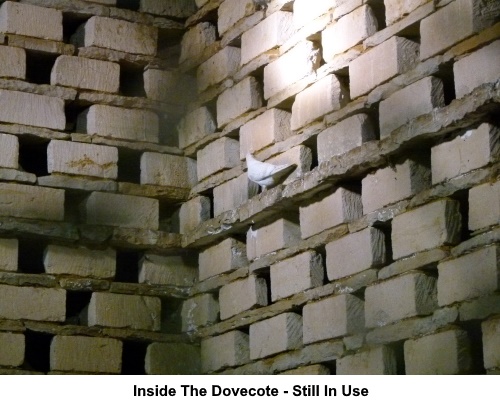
[179,0,499,374]
[0,0,202,374]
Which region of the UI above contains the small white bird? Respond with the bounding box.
[246,153,296,191]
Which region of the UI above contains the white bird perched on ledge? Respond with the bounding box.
[246,153,296,191]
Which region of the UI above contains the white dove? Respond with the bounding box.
[246,153,296,191]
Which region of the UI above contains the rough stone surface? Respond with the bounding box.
[469,181,500,231]
[0,133,18,169]
[219,275,267,320]
[0,45,25,80]
[139,254,197,287]
[180,22,217,65]
[141,152,197,188]
[213,173,259,216]
[197,46,241,92]
[179,196,211,235]
[199,238,248,280]
[0,333,24,367]
[197,137,240,180]
[337,346,397,374]
[201,330,250,373]
[144,69,196,104]
[178,106,217,149]
[145,343,200,375]
[482,318,500,370]
[0,238,17,272]
[181,293,219,332]
[253,218,301,258]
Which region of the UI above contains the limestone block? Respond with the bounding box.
[322,5,378,62]
[197,137,240,180]
[349,36,419,99]
[217,77,263,128]
[482,318,500,370]
[0,45,25,80]
[239,108,292,159]
[179,22,217,65]
[77,105,159,143]
[0,90,65,130]
[337,346,397,374]
[219,275,267,320]
[83,191,159,230]
[179,196,211,234]
[0,183,65,221]
[144,69,196,104]
[196,0,209,7]
[362,158,431,214]
[0,238,17,272]
[213,173,259,216]
[0,285,66,322]
[437,246,499,306]
[317,114,376,162]
[0,333,24,367]
[181,294,219,332]
[85,292,161,331]
[197,47,241,92]
[140,0,197,18]
[326,227,386,280]
[0,1,62,41]
[50,336,122,374]
[178,106,217,149]
[384,0,430,25]
[293,0,336,27]
[270,251,323,301]
[73,16,158,56]
[50,56,119,93]
[404,329,471,374]
[218,0,253,36]
[291,74,349,130]
[145,343,200,375]
[392,199,461,260]
[44,245,116,279]
[303,294,364,344]
[431,123,499,184]
[0,133,19,169]
[199,238,248,280]
[266,145,312,185]
[380,76,445,137]
[140,152,197,188]
[469,181,500,231]
[300,187,362,238]
[253,218,301,258]
[201,331,249,373]
[139,254,197,287]
[281,365,331,375]
[250,312,302,359]
[47,140,118,179]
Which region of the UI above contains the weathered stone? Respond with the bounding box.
[181,294,219,332]
[0,45,25,80]
[197,137,240,180]
[201,330,249,373]
[145,343,200,375]
[199,238,248,280]
[213,173,259,216]
[141,152,197,188]
[179,196,211,235]
[0,332,24,367]
[139,254,196,287]
[0,238,17,272]
[179,22,217,65]
[178,106,217,149]
[337,346,397,374]
[469,181,500,231]
[219,275,267,320]
[197,46,241,92]
[482,318,500,370]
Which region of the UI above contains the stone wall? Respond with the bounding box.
[0,0,499,375]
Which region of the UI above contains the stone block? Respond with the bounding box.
[77,105,159,143]
[322,5,378,62]
[199,238,248,280]
[392,199,461,260]
[249,312,302,359]
[239,108,292,159]
[0,90,65,130]
[197,46,241,92]
[454,40,500,99]
[266,145,312,185]
[482,318,500,370]
[140,152,197,188]
[365,272,437,327]
[0,183,65,221]
[317,114,376,162]
[404,329,471,374]
[241,11,295,65]
[0,238,17,272]
[0,333,24,367]
[219,275,267,320]
[140,0,197,18]
[384,0,429,25]
[293,0,336,27]
[337,346,397,374]
[270,251,323,301]
[437,246,499,306]
[144,69,196,104]
[380,76,445,137]
[0,133,19,169]
[291,74,349,130]
[469,181,500,231]
[303,294,364,344]
[197,137,240,180]
[216,76,263,128]
[85,292,161,331]
[44,245,115,279]
[179,196,211,234]
[50,336,122,374]
[50,56,119,93]
[201,331,249,373]
[0,1,62,41]
[362,158,431,213]
[0,45,25,80]
[326,227,386,280]
[349,36,419,99]
[177,106,217,149]
[179,22,217,65]
[181,294,219,332]
[213,173,259,216]
[218,0,252,35]
[253,218,301,258]
[264,41,321,100]
[300,187,362,238]
[431,123,499,184]
[281,365,331,375]
[83,191,159,230]
[0,285,65,322]
[139,254,197,287]
[47,140,118,179]
[145,343,200,375]
[73,16,157,56]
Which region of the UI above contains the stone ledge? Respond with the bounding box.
[0,78,77,101]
